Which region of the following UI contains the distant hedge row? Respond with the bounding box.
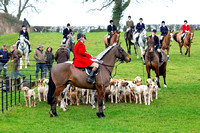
[31,24,200,33]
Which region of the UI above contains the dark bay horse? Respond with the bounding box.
[124,27,136,55]
[47,43,131,118]
[173,31,194,57]
[104,31,120,48]
[158,30,173,61]
[145,37,167,89]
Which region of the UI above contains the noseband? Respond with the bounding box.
[116,45,128,62]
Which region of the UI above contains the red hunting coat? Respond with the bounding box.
[73,41,94,68]
[182,24,190,33]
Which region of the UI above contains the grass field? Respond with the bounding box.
[0,31,200,133]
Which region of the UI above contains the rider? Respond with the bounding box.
[160,21,168,47]
[181,20,190,43]
[63,23,72,43]
[125,16,134,42]
[135,18,145,44]
[143,29,163,64]
[17,25,31,53]
[73,33,99,84]
[107,20,117,47]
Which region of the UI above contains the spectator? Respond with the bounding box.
[10,45,24,78]
[23,18,30,29]
[55,44,69,64]
[0,44,9,78]
[44,46,54,78]
[34,44,46,80]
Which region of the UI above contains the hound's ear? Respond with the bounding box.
[152,78,155,82]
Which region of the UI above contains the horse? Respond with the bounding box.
[47,42,131,118]
[157,30,174,61]
[62,32,75,58]
[145,37,167,89]
[17,35,30,69]
[104,31,120,48]
[173,31,194,57]
[124,27,136,55]
[134,29,147,59]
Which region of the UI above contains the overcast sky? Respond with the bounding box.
[20,0,199,27]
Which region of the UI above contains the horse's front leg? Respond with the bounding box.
[140,46,144,59]
[96,87,106,118]
[146,66,151,79]
[25,54,28,69]
[20,57,23,69]
[179,43,183,55]
[167,48,170,61]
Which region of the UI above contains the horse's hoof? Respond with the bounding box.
[103,106,106,110]
[101,112,106,118]
[97,112,102,118]
[49,112,54,117]
[164,84,167,89]
[92,105,96,109]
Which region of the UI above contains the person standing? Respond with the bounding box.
[125,16,134,42]
[160,21,169,46]
[55,44,69,64]
[10,45,24,78]
[34,44,47,80]
[0,44,9,78]
[44,46,54,78]
[23,18,30,29]
[63,23,72,43]
[107,20,117,47]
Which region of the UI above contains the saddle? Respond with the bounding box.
[77,66,100,76]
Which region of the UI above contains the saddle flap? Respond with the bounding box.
[85,67,100,76]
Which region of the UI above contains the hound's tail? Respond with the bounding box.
[173,32,179,42]
[47,72,56,105]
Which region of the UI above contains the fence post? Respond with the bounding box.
[11,78,12,107]
[1,80,3,113]
[6,78,8,110]
[15,78,17,105]
[18,78,21,103]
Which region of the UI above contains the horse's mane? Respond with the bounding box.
[96,42,117,60]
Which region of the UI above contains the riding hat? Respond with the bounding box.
[77,33,86,40]
[38,44,44,47]
[22,25,26,27]
[139,18,143,20]
[152,29,157,33]
[110,20,114,23]
[162,21,165,23]
[128,16,131,18]
[184,20,188,23]
[67,23,70,27]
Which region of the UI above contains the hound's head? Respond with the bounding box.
[22,87,29,92]
[121,81,129,87]
[147,83,153,88]
[152,77,158,83]
[135,76,142,82]
[43,79,49,84]
[110,79,119,87]
[146,78,152,84]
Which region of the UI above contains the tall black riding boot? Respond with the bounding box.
[28,44,31,53]
[160,40,163,48]
[88,67,97,83]
[159,52,163,62]
[107,38,110,47]
[180,36,184,43]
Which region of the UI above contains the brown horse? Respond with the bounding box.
[124,28,136,55]
[104,31,120,48]
[158,30,174,61]
[173,31,194,57]
[145,37,167,89]
[47,43,131,118]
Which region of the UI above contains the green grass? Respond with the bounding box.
[0,31,200,132]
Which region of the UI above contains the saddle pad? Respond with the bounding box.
[64,61,73,64]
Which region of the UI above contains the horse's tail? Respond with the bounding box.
[47,72,56,105]
[173,32,179,42]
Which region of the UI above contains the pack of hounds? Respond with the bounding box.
[21,76,159,109]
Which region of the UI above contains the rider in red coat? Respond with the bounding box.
[181,20,190,43]
[73,33,99,83]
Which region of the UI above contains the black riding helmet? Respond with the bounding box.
[77,33,86,40]
[184,20,188,23]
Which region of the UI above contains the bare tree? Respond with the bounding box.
[0,0,47,20]
[0,0,10,13]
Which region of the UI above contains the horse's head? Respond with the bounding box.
[169,30,174,41]
[147,37,154,53]
[19,35,25,47]
[113,31,120,42]
[189,31,194,42]
[141,29,147,39]
[68,32,75,44]
[114,42,131,63]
